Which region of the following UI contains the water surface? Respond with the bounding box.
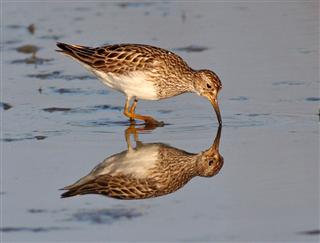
[1,1,319,242]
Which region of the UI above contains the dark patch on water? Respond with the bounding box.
[116,2,155,8]
[2,135,47,142]
[158,109,172,114]
[69,119,132,127]
[50,87,84,94]
[234,113,270,117]
[63,75,96,81]
[43,107,72,113]
[68,208,143,224]
[38,35,64,40]
[181,10,186,23]
[1,102,12,110]
[42,105,121,114]
[305,97,320,102]
[27,208,67,214]
[4,40,22,45]
[27,24,35,34]
[35,130,69,135]
[6,24,34,34]
[0,191,6,195]
[28,209,47,214]
[11,56,53,65]
[28,71,95,81]
[289,130,297,133]
[34,135,47,140]
[247,113,270,117]
[272,80,305,86]
[174,45,209,53]
[48,87,108,95]
[16,44,39,54]
[6,24,23,29]
[299,50,313,54]
[2,138,24,142]
[229,96,248,101]
[92,105,122,111]
[0,226,67,233]
[28,71,61,79]
[297,48,313,54]
[298,229,320,235]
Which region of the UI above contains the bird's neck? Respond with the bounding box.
[184,69,199,93]
[153,69,198,98]
[189,70,205,94]
[158,148,199,188]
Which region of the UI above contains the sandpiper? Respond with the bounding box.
[56,42,222,125]
[61,125,223,199]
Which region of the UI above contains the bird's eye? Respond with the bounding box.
[206,83,212,89]
[208,160,214,166]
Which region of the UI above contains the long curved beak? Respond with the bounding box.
[210,98,222,124]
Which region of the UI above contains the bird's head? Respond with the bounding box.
[196,125,224,177]
[193,70,222,124]
[196,150,224,177]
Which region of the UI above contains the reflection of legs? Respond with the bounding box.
[125,123,159,150]
[123,98,160,125]
[125,124,138,150]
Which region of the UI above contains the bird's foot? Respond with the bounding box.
[143,117,165,128]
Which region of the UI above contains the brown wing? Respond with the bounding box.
[56,42,172,75]
[61,174,161,200]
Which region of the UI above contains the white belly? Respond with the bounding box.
[92,69,158,100]
[69,56,158,100]
[68,144,161,188]
[96,145,160,178]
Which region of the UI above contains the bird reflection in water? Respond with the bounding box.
[61,125,223,200]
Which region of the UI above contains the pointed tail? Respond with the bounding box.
[56,42,95,65]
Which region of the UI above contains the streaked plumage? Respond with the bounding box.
[61,125,223,200]
[56,42,222,124]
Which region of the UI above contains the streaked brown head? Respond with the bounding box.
[196,125,223,177]
[194,70,222,124]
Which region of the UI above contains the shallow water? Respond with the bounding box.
[1,1,319,242]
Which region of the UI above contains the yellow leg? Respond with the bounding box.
[130,98,138,114]
[129,98,138,121]
[123,98,161,125]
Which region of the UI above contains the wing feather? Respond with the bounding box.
[56,42,164,75]
[61,174,160,200]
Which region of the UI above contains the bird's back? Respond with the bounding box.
[56,43,190,76]
[57,43,196,99]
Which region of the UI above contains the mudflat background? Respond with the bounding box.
[1,1,319,242]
